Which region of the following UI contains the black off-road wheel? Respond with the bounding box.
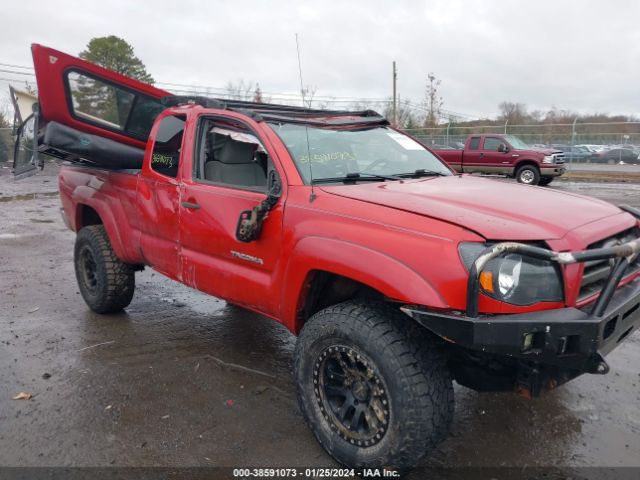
[74,225,135,313]
[515,164,541,185]
[538,176,554,186]
[294,301,454,470]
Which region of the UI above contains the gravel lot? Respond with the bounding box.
[1,160,639,479]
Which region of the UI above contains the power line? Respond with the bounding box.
[0,77,36,84]
[0,68,35,76]
[0,64,391,102]
[0,61,483,120]
[0,63,393,103]
[0,62,33,70]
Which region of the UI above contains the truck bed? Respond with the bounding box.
[58,163,144,265]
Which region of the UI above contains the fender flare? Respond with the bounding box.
[514,158,541,172]
[281,236,448,333]
[72,185,142,263]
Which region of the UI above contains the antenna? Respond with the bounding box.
[295,33,316,202]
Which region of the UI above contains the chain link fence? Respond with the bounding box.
[2,122,640,165]
[403,121,640,148]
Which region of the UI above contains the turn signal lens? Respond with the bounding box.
[479,271,494,292]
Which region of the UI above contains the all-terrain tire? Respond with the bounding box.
[294,300,454,470]
[515,164,541,185]
[538,176,554,186]
[74,225,135,313]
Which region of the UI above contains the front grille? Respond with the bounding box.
[578,227,640,302]
[553,153,565,165]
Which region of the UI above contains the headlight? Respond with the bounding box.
[458,243,564,306]
[542,155,554,164]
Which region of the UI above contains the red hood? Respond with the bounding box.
[532,148,563,155]
[321,175,622,240]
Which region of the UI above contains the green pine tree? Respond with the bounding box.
[73,37,155,127]
[80,36,154,84]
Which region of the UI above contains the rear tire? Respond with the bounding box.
[74,225,135,313]
[515,164,540,185]
[294,301,453,470]
[538,176,554,186]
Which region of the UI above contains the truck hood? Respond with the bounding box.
[321,175,621,240]
[527,148,562,155]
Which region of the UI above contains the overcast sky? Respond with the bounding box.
[1,0,639,119]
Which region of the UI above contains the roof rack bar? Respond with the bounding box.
[159,95,388,126]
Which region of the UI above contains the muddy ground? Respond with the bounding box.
[0,161,639,478]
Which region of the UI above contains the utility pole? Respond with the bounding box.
[392,61,397,127]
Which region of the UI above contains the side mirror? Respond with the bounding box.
[235,170,282,243]
[498,143,508,153]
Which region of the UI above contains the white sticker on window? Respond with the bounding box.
[386,132,423,150]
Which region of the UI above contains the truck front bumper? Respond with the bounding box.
[404,204,640,378]
[540,165,566,177]
[401,275,640,375]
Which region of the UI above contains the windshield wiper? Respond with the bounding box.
[393,169,448,178]
[311,172,402,184]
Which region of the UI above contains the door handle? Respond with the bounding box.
[181,201,200,210]
[479,153,484,158]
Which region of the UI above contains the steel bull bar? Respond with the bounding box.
[402,205,640,378]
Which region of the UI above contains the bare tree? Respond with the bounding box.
[301,84,317,108]
[498,101,528,125]
[23,81,38,97]
[224,79,255,101]
[253,83,264,103]
[424,73,443,127]
[383,97,418,128]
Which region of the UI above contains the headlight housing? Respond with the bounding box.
[459,242,564,306]
[542,155,554,164]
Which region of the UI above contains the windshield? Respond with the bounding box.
[269,123,452,183]
[503,135,530,150]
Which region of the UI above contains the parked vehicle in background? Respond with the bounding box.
[431,134,565,185]
[576,144,607,153]
[593,148,640,164]
[430,144,456,150]
[448,141,465,150]
[551,145,594,162]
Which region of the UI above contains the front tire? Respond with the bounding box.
[294,301,453,470]
[515,164,541,185]
[74,225,135,313]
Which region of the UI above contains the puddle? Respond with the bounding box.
[0,191,59,202]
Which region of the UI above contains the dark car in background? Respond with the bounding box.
[593,148,640,164]
[551,144,594,162]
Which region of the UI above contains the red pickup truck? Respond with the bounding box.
[14,44,640,471]
[432,134,566,185]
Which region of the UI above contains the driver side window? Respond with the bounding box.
[196,118,269,191]
[483,137,502,151]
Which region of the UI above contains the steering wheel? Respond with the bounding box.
[310,158,352,178]
[362,158,391,173]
